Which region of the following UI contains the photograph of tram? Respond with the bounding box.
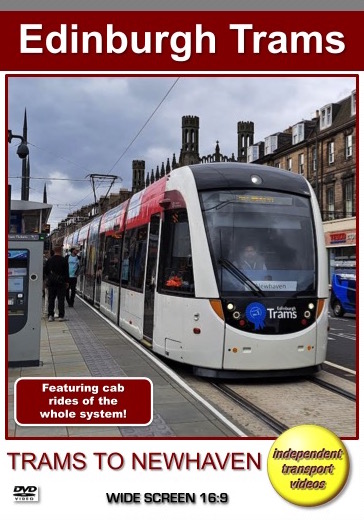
[65,162,328,378]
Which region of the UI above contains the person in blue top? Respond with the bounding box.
[66,247,80,307]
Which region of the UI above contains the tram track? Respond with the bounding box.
[176,367,357,438]
[307,376,356,402]
[211,382,288,435]
[148,339,356,437]
[77,295,357,438]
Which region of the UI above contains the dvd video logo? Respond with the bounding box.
[13,486,39,502]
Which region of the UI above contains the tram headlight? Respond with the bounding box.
[308,303,315,310]
[227,303,235,312]
[251,174,262,185]
[304,311,311,319]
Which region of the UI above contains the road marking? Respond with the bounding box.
[329,332,355,341]
[324,360,356,375]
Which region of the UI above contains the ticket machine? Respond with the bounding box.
[8,235,44,366]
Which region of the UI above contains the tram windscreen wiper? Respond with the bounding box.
[218,258,266,297]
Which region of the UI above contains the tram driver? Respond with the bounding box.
[235,244,267,271]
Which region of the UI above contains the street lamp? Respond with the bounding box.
[8,129,29,159]
[8,128,30,201]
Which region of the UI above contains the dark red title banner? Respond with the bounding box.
[0,11,363,71]
[15,377,153,426]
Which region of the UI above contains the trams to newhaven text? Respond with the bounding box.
[64,163,328,378]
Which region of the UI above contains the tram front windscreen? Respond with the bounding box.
[200,190,316,298]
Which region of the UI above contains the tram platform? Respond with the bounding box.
[8,296,240,438]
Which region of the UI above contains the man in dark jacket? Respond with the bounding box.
[44,245,69,322]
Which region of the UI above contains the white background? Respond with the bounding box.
[2,70,362,519]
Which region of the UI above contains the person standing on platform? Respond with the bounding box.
[66,247,80,308]
[44,245,69,322]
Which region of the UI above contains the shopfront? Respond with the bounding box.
[323,217,356,282]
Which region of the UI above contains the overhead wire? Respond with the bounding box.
[107,77,180,174]
[62,77,181,212]
[10,77,181,223]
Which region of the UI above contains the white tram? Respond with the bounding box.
[64,163,329,378]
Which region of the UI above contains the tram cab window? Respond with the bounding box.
[158,210,195,296]
[121,226,148,291]
[201,190,316,297]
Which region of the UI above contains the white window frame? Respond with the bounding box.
[351,90,356,115]
[247,145,259,163]
[292,123,304,145]
[327,186,335,220]
[287,157,292,171]
[299,153,304,174]
[328,142,335,164]
[320,104,333,129]
[264,135,278,155]
[345,180,354,217]
[312,147,317,172]
[346,135,353,158]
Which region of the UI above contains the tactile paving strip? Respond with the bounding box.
[67,307,176,437]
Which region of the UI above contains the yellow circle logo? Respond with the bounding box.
[267,424,350,507]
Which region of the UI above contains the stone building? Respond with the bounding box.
[53,89,356,275]
[250,89,356,276]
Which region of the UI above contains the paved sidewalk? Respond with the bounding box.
[7,297,238,439]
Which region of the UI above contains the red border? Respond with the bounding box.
[6,72,359,441]
[1,11,364,71]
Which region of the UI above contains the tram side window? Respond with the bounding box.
[158,210,195,296]
[121,226,148,291]
[102,235,122,284]
[96,233,106,285]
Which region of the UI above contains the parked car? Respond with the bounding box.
[330,268,356,317]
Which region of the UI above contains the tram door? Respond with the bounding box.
[143,215,160,342]
[94,234,105,309]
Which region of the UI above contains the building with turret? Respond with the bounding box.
[138,115,253,189]
[53,96,356,274]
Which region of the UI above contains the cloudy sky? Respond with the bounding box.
[8,75,356,229]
